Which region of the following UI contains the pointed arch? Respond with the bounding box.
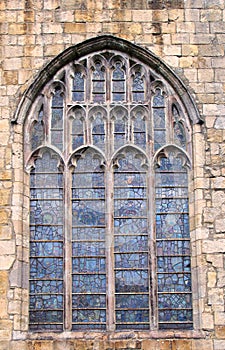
[17,35,200,333]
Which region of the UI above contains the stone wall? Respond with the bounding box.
[0,0,225,349]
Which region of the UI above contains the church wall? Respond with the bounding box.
[0,0,225,349]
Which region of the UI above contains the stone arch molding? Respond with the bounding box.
[13,35,202,126]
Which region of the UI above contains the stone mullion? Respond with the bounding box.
[148,157,157,330]
[64,166,73,331]
[105,167,115,331]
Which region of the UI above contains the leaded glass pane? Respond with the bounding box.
[173,105,186,149]
[113,109,128,150]
[133,110,146,149]
[114,150,149,329]
[29,151,64,331]
[92,61,105,103]
[153,89,166,151]
[155,150,192,329]
[72,117,84,150]
[132,71,145,102]
[112,62,125,102]
[174,122,186,149]
[51,87,64,151]
[72,149,106,330]
[92,112,105,151]
[31,109,44,150]
[72,71,85,101]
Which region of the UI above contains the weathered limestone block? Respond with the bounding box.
[208,288,224,306]
[214,340,225,350]
[202,312,214,330]
[202,239,225,253]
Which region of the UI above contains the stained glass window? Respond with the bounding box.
[114,150,149,330]
[26,49,192,332]
[155,149,192,329]
[72,149,106,330]
[29,150,64,331]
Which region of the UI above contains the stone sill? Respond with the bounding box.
[13,329,205,341]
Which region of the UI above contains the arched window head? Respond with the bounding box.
[22,36,201,333]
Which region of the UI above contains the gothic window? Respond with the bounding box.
[25,49,193,332]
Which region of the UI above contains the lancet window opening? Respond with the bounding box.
[25,50,193,332]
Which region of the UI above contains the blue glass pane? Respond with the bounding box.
[116,310,149,323]
[73,241,105,256]
[174,122,186,148]
[30,258,63,279]
[158,293,192,309]
[72,201,105,226]
[73,274,106,293]
[30,294,63,309]
[116,294,149,308]
[30,200,63,225]
[113,80,125,92]
[30,324,63,331]
[153,108,165,128]
[154,130,166,151]
[51,108,63,128]
[159,309,192,322]
[72,118,84,149]
[31,109,44,150]
[73,309,106,323]
[115,253,148,268]
[72,295,106,308]
[30,225,63,241]
[156,214,189,239]
[157,273,191,292]
[156,186,188,197]
[114,218,147,234]
[30,242,63,257]
[113,93,125,102]
[156,155,186,172]
[51,130,63,151]
[113,63,124,80]
[115,270,148,292]
[157,257,191,273]
[73,72,84,102]
[72,227,105,241]
[92,114,105,151]
[30,280,63,294]
[156,173,187,187]
[30,310,63,323]
[155,198,188,213]
[115,199,147,217]
[153,89,164,107]
[72,257,106,272]
[114,235,148,252]
[132,72,144,102]
[157,240,190,256]
[52,88,63,107]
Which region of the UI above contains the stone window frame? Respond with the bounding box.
[11,35,204,340]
